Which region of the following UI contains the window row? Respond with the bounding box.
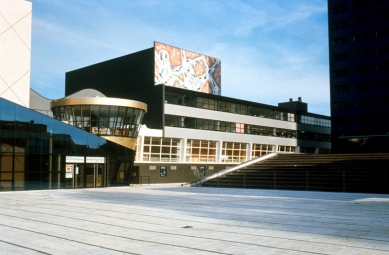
[334,79,389,93]
[332,46,389,61]
[165,115,330,141]
[333,30,389,46]
[332,1,387,14]
[334,98,389,109]
[165,92,330,127]
[299,115,331,127]
[332,12,389,29]
[52,105,145,138]
[334,63,389,77]
[141,138,280,163]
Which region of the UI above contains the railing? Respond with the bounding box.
[192,153,389,194]
[190,153,277,187]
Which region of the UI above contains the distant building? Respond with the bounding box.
[328,0,389,152]
[66,42,331,184]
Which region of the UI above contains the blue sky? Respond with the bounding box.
[30,0,330,115]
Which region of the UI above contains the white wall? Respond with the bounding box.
[0,0,32,107]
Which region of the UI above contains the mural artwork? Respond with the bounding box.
[154,42,221,95]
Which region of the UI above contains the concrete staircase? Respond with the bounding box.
[193,153,389,194]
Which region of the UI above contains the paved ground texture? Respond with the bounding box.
[0,186,389,255]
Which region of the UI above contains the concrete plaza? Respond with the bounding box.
[0,185,388,255]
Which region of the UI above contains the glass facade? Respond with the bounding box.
[52,104,145,138]
[0,98,135,192]
[165,91,331,127]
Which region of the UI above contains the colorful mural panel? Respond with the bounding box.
[154,42,221,95]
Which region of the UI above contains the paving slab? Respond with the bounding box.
[0,185,388,254]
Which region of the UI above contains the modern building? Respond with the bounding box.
[0,97,140,191]
[0,0,32,107]
[66,42,331,184]
[50,89,147,151]
[328,0,389,152]
[0,0,332,188]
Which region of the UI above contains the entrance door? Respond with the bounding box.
[86,164,103,188]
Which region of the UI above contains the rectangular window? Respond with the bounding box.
[377,62,389,71]
[332,20,348,30]
[186,140,216,162]
[334,68,349,77]
[376,28,389,37]
[332,4,347,14]
[355,65,370,74]
[221,142,247,163]
[355,99,372,107]
[334,84,349,93]
[333,52,349,61]
[353,32,369,41]
[333,36,348,45]
[377,45,389,54]
[142,137,181,162]
[353,15,369,25]
[334,101,350,109]
[354,48,370,58]
[277,146,295,153]
[375,10,389,20]
[355,82,371,90]
[353,0,368,8]
[251,144,274,159]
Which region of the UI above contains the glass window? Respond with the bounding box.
[186,139,216,162]
[142,137,181,162]
[221,142,247,163]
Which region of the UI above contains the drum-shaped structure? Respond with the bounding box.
[51,97,147,150]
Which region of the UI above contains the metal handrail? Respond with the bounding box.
[190,153,278,187]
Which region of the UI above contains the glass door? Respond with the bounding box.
[86,164,104,188]
[96,164,103,187]
[75,164,85,188]
[86,164,95,187]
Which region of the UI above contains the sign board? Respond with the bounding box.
[86,157,105,164]
[170,166,177,170]
[160,166,167,177]
[200,167,205,177]
[149,166,156,170]
[65,164,73,178]
[66,156,84,163]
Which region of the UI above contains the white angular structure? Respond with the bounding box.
[0,0,32,107]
